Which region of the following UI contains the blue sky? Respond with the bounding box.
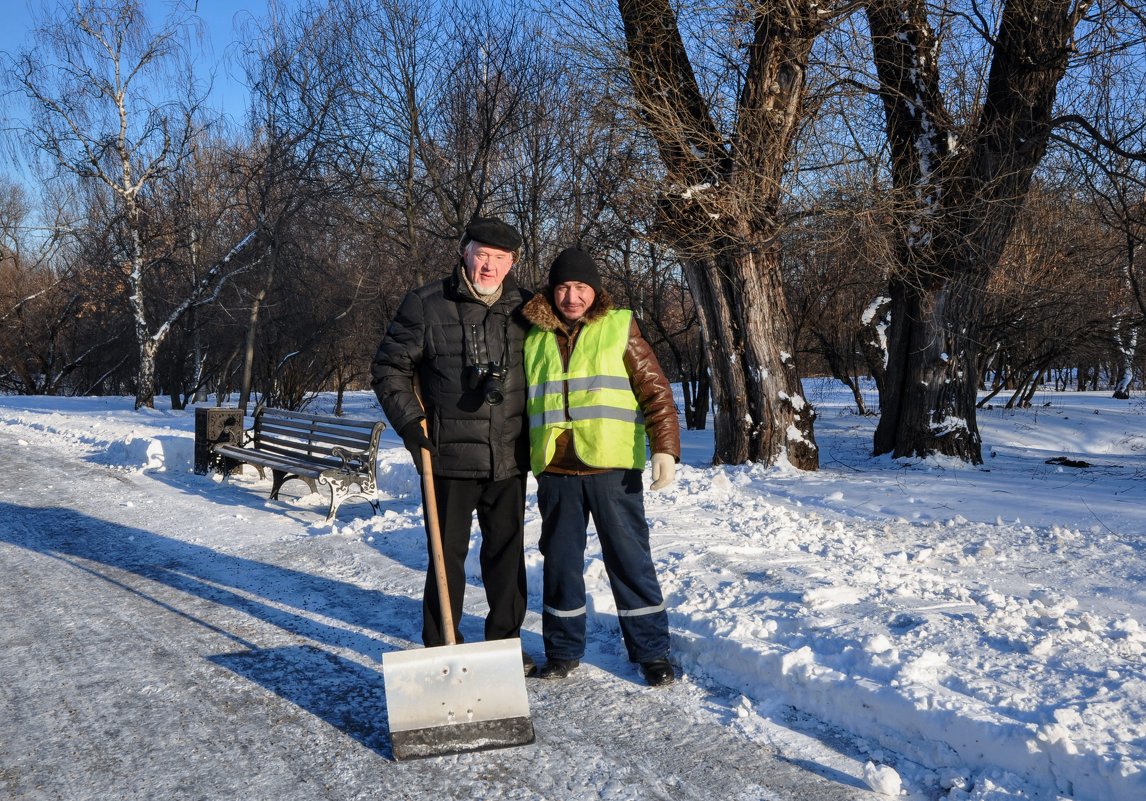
[1,1,285,120]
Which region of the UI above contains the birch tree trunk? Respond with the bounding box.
[1112,322,1137,399]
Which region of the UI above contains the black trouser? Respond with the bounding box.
[420,473,528,647]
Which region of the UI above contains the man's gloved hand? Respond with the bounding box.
[649,452,676,491]
[399,419,436,461]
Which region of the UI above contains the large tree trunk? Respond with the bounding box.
[866,0,1087,464]
[618,0,820,468]
[875,273,986,460]
[682,239,816,466]
[857,295,890,407]
[1112,321,1137,399]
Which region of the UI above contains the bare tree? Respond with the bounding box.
[0,177,112,394]
[145,130,265,408]
[974,182,1123,406]
[8,0,260,408]
[322,0,559,267]
[862,0,1134,462]
[1059,82,1146,397]
[606,0,836,467]
[227,0,360,413]
[785,189,896,416]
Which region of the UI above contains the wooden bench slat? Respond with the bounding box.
[259,408,378,430]
[257,426,374,452]
[255,418,376,439]
[215,446,327,477]
[258,413,374,430]
[254,436,367,461]
[253,446,355,470]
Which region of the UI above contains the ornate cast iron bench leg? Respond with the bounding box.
[269,470,317,501]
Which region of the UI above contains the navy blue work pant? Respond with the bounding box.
[537,469,670,663]
[420,473,527,648]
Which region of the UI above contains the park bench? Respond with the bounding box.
[211,407,386,521]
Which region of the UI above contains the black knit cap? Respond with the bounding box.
[463,216,522,252]
[548,247,602,293]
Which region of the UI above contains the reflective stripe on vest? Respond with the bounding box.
[524,309,647,475]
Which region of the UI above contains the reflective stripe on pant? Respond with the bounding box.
[537,469,670,663]
[420,473,527,647]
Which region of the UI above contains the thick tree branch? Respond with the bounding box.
[617,0,726,185]
[1050,114,1146,162]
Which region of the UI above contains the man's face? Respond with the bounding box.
[464,242,515,295]
[553,281,596,323]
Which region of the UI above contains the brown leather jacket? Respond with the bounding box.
[522,288,681,474]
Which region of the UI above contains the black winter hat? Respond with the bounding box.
[463,216,522,252]
[548,247,602,293]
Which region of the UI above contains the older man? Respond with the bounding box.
[371,216,535,675]
[523,247,680,686]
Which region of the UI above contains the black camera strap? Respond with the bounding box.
[458,299,509,370]
[460,311,491,370]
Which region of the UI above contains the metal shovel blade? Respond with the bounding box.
[383,637,534,760]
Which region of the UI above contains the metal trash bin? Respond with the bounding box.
[193,407,245,475]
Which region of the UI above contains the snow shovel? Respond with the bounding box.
[382,421,534,760]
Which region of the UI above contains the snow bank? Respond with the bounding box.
[3,385,1145,801]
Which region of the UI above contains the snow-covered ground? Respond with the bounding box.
[3,381,1145,801]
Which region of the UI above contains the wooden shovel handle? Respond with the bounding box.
[418,418,456,647]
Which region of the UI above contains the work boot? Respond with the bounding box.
[641,658,675,687]
[522,652,537,677]
[538,658,579,679]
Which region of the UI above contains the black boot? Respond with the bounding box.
[640,658,675,687]
[538,658,579,679]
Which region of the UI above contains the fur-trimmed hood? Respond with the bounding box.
[523,287,615,332]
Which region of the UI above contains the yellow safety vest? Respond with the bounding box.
[524,309,647,475]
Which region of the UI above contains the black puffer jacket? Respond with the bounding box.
[371,263,532,480]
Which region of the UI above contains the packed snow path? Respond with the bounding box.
[0,428,878,801]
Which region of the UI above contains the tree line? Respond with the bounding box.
[1,0,1143,468]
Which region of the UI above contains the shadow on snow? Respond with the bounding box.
[0,501,435,759]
